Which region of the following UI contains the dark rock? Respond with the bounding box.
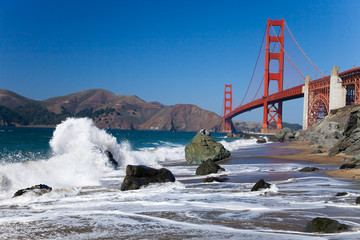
[272,128,296,142]
[203,177,229,183]
[13,184,52,198]
[185,130,231,164]
[227,132,241,138]
[251,179,271,191]
[105,150,118,168]
[311,149,323,154]
[299,167,320,172]
[196,159,225,176]
[256,137,267,144]
[355,196,360,204]
[304,217,349,233]
[241,134,251,139]
[120,165,175,191]
[339,163,357,169]
[335,192,348,197]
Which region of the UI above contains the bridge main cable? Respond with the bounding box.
[269,23,306,80]
[239,25,267,106]
[284,21,325,77]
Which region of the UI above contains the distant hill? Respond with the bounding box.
[0,89,302,132]
[0,89,222,131]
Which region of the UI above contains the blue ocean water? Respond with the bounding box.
[0,118,360,239]
[0,126,226,163]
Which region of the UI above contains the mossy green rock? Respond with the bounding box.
[304,217,349,233]
[185,131,230,164]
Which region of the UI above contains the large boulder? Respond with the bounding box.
[304,217,349,233]
[185,130,230,164]
[13,184,52,198]
[121,165,175,191]
[195,159,225,175]
[271,128,296,142]
[329,109,360,156]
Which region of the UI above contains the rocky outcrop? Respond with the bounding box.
[299,167,319,172]
[195,159,225,175]
[185,130,230,164]
[13,184,52,198]
[270,128,296,142]
[251,179,271,191]
[304,217,349,233]
[299,105,360,149]
[120,165,175,191]
[328,108,360,156]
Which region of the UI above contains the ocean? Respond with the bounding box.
[0,117,360,239]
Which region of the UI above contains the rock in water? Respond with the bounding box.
[121,165,175,191]
[304,217,349,233]
[251,179,271,191]
[203,177,229,183]
[104,150,119,168]
[335,192,348,197]
[256,137,267,144]
[299,167,319,172]
[185,130,230,164]
[13,184,52,198]
[339,163,357,169]
[195,159,225,175]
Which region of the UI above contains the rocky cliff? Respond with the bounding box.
[298,104,360,155]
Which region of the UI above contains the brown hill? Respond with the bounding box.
[138,104,223,132]
[0,89,223,131]
[0,89,35,108]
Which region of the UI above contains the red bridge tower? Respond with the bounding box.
[262,18,284,132]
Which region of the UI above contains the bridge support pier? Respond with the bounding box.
[329,66,346,111]
[302,76,311,130]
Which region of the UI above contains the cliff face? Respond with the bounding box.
[0,89,223,132]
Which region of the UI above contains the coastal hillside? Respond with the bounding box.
[0,89,223,131]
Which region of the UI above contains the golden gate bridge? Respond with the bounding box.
[223,18,360,133]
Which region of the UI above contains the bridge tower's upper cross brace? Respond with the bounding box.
[262,18,285,133]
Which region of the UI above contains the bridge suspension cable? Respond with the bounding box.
[239,25,267,106]
[284,21,325,77]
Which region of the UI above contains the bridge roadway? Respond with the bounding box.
[224,67,360,121]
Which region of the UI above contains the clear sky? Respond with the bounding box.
[1,0,360,124]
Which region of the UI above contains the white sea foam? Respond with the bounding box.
[219,138,258,151]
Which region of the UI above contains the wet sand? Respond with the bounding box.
[270,140,360,180]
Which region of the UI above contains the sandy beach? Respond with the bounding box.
[272,140,360,180]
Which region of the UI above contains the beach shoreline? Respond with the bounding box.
[268,140,360,180]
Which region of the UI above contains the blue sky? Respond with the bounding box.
[1,0,359,124]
